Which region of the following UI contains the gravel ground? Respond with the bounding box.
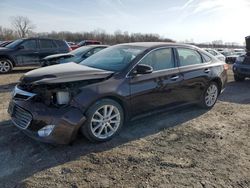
[0,67,249,188]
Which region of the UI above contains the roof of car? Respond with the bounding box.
[117,42,196,48]
[20,37,65,41]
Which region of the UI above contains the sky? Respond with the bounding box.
[0,0,250,44]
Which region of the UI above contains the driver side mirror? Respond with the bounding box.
[17,45,24,50]
[133,64,153,75]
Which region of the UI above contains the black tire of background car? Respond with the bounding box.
[0,58,13,73]
[234,74,245,82]
[81,99,124,142]
[199,82,219,109]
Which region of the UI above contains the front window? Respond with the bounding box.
[80,45,146,71]
[139,48,175,71]
[21,39,37,49]
[5,39,23,49]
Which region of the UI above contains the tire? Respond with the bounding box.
[81,99,124,142]
[0,58,13,73]
[234,74,245,82]
[200,82,219,109]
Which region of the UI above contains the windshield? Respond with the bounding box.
[80,45,146,71]
[70,46,92,56]
[5,39,24,49]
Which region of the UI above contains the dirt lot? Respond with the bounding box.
[0,67,249,188]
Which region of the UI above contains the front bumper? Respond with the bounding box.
[8,99,86,144]
[233,63,250,77]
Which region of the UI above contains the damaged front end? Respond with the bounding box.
[8,82,89,144]
[8,63,114,144]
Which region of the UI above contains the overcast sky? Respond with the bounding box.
[0,0,249,44]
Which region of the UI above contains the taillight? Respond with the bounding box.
[69,47,72,51]
[223,63,229,71]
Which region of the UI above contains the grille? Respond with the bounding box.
[11,104,32,129]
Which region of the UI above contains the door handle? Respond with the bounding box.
[170,75,179,81]
[204,69,211,73]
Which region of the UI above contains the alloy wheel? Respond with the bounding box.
[90,105,121,139]
[205,84,218,107]
[0,60,11,73]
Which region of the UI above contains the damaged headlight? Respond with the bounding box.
[38,125,55,137]
[56,91,70,105]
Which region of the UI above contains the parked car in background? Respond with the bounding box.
[232,37,250,81]
[78,40,101,47]
[204,48,226,61]
[0,40,13,47]
[233,54,250,81]
[67,41,78,50]
[41,45,108,66]
[225,53,242,64]
[66,40,102,50]
[0,38,71,73]
[8,42,227,144]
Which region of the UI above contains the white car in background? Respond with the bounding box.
[204,48,226,62]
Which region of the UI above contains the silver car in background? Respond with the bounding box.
[204,48,226,62]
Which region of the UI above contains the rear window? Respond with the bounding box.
[177,48,203,66]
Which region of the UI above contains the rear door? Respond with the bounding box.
[176,47,212,102]
[38,39,58,63]
[129,47,183,116]
[14,39,39,65]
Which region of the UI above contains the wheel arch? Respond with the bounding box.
[0,55,16,67]
[86,95,130,122]
[210,77,222,93]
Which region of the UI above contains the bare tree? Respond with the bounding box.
[11,16,35,38]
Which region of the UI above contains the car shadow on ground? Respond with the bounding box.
[218,79,250,104]
[0,105,207,187]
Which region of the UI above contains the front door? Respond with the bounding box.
[14,39,39,65]
[129,48,183,116]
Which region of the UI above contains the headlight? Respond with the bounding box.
[56,91,70,105]
[38,125,55,137]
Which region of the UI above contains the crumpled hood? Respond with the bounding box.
[43,53,74,60]
[21,62,113,84]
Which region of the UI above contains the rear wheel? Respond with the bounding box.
[0,58,13,73]
[81,99,124,142]
[234,74,245,82]
[200,82,219,109]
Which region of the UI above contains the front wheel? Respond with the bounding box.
[0,58,13,73]
[200,82,219,109]
[234,74,245,82]
[81,99,124,142]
